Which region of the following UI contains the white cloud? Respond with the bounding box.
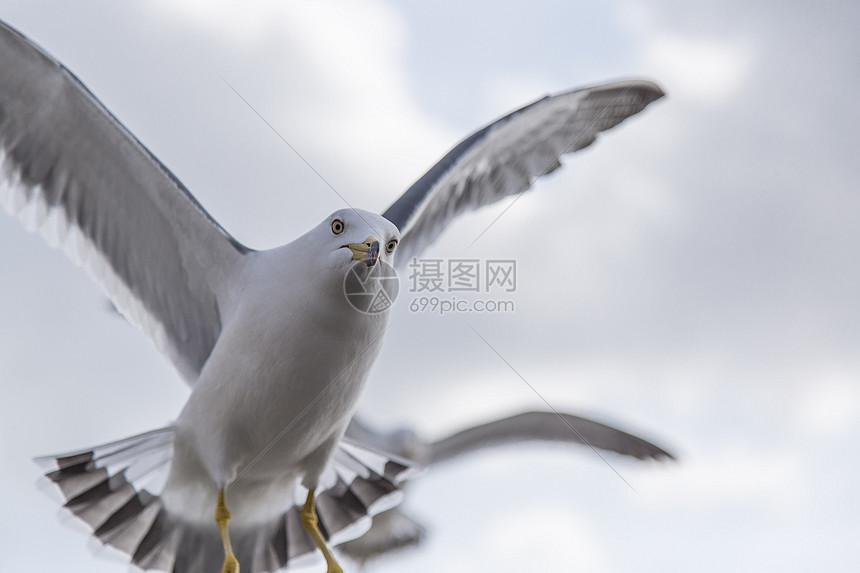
[482,73,555,116]
[644,35,753,104]
[617,3,753,105]
[638,444,807,508]
[483,506,606,572]
[796,374,860,436]
[149,0,456,201]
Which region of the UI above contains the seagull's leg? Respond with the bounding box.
[215,489,240,573]
[301,488,344,573]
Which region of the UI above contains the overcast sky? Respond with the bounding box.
[1,1,859,572]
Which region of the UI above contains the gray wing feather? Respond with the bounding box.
[0,20,247,382]
[338,508,425,564]
[343,416,414,456]
[428,411,675,465]
[340,411,672,562]
[346,410,674,465]
[383,80,665,268]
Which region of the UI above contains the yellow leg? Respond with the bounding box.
[301,489,344,573]
[215,489,240,573]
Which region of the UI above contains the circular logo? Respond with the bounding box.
[343,259,400,314]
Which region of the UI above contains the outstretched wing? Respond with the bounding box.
[346,410,673,464]
[427,411,675,464]
[340,411,673,562]
[382,80,664,267]
[0,20,249,382]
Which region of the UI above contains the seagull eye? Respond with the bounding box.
[386,239,398,253]
[331,218,345,235]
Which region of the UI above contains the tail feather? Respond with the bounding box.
[37,428,420,572]
[94,489,156,540]
[170,524,223,573]
[132,508,173,567]
[75,480,137,531]
[102,498,162,556]
[39,429,172,545]
[341,473,400,516]
[339,508,426,563]
[316,477,370,538]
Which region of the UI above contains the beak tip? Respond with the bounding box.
[346,237,381,266]
[366,240,380,267]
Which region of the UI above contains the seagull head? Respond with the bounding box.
[320,208,400,270]
[290,209,400,305]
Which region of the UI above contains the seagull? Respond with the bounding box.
[0,18,664,573]
[340,411,674,563]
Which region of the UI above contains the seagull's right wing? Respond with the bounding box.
[382,80,664,268]
[0,20,248,383]
[428,411,675,465]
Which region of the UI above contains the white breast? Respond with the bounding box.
[163,243,389,523]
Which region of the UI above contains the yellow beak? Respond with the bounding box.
[344,236,380,267]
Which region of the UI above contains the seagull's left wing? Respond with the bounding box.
[427,411,675,464]
[382,80,664,268]
[0,20,248,383]
[340,410,673,562]
[346,410,674,465]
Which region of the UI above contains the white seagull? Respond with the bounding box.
[0,18,664,573]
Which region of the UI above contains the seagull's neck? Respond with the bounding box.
[225,243,386,337]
